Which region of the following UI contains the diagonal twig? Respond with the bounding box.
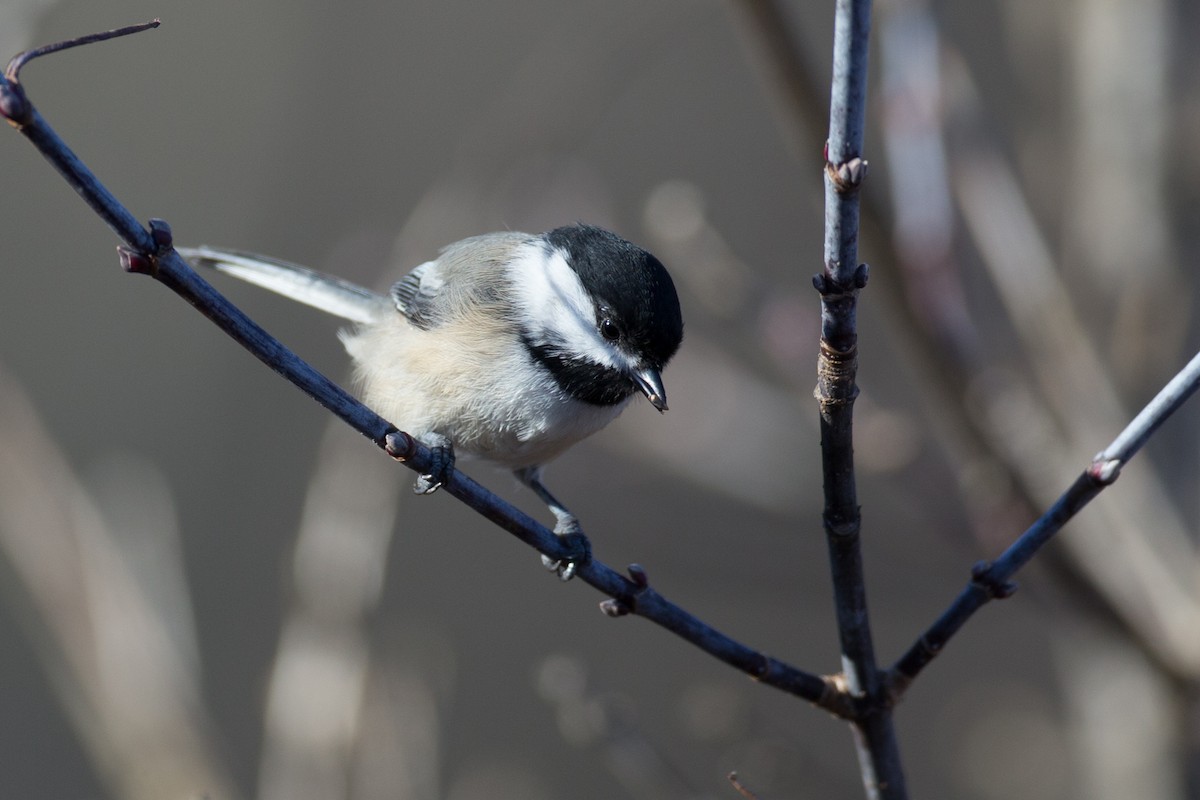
[889,346,1200,690]
[4,18,159,81]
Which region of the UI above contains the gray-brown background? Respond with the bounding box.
[1,1,1197,799]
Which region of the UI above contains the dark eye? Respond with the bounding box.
[600,317,621,341]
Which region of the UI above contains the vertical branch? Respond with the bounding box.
[817,0,907,797]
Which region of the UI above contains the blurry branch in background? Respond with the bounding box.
[0,20,841,716]
[535,654,708,799]
[945,57,1200,676]
[737,0,1200,795]
[876,0,1200,683]
[941,2,1194,793]
[877,16,1200,794]
[1055,4,1187,796]
[732,0,1035,557]
[1064,0,1184,388]
[889,348,1200,685]
[730,0,828,155]
[7,11,1200,800]
[734,0,1200,680]
[255,420,430,800]
[0,367,236,800]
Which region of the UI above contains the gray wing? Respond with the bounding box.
[390,231,533,329]
[179,246,386,324]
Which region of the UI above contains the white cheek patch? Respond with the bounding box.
[511,245,627,369]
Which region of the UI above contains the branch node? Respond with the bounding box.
[881,668,912,705]
[853,262,870,288]
[598,598,631,617]
[825,155,869,194]
[0,83,29,124]
[384,429,415,461]
[814,339,860,411]
[823,511,861,539]
[599,563,653,617]
[1088,456,1122,485]
[148,218,173,254]
[117,244,155,276]
[811,270,863,298]
[118,220,172,276]
[818,671,864,719]
[970,560,1018,599]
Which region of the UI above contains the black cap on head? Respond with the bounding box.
[544,224,684,371]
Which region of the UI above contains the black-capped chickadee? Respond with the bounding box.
[179,224,683,578]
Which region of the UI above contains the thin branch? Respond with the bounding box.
[4,18,158,81]
[0,23,846,718]
[817,0,908,797]
[889,346,1200,689]
[818,0,873,693]
[1093,348,1200,476]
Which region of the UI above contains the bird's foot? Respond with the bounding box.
[541,516,591,581]
[413,433,454,495]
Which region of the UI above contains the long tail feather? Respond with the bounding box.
[177,246,385,324]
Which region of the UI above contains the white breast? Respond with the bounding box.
[340,313,629,470]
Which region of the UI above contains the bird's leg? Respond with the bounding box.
[413,432,455,495]
[514,466,591,581]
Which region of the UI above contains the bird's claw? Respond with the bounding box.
[413,433,454,495]
[541,519,590,581]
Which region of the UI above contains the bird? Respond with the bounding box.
[178,223,683,579]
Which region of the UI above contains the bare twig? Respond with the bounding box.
[4,18,158,81]
[0,23,843,717]
[1094,349,1200,471]
[816,0,908,798]
[889,346,1200,688]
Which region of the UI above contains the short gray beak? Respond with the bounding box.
[632,367,668,412]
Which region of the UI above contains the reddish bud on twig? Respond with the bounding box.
[384,430,415,460]
[599,598,631,617]
[117,245,153,276]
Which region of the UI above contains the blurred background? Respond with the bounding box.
[1,1,1199,798]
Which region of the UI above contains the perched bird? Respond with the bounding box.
[179,224,683,578]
